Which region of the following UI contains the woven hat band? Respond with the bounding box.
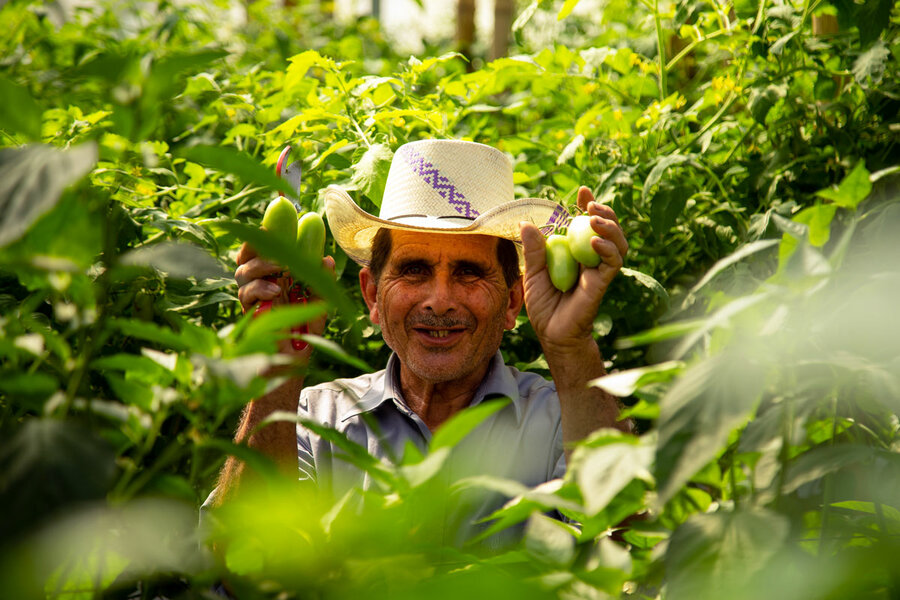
[379,140,514,221]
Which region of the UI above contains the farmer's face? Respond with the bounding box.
[361,231,522,386]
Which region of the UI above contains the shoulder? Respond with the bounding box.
[505,363,557,399]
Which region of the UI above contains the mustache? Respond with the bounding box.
[408,314,473,329]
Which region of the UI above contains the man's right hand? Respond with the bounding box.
[234,242,335,359]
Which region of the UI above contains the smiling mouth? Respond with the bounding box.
[415,327,465,340]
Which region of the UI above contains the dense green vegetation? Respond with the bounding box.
[1,0,899,597]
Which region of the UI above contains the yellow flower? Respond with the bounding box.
[135,181,155,197]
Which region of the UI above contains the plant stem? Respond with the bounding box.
[654,0,668,101]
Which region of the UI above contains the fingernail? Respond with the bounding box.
[265,281,281,294]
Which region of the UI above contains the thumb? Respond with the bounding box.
[520,221,547,278]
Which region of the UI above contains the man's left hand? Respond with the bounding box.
[520,186,628,358]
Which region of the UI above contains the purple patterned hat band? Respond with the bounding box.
[540,204,570,235]
[403,146,481,219]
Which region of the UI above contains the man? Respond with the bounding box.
[217,139,629,541]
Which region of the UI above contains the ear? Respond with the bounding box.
[359,267,380,325]
[504,277,524,330]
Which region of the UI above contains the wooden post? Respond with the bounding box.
[458,0,476,69]
[492,0,514,60]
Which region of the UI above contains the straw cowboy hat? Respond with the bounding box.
[323,139,569,267]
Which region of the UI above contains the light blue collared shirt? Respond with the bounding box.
[297,351,566,546]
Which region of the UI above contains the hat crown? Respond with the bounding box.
[379,140,515,227]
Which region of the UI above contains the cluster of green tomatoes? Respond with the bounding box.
[545,214,602,292]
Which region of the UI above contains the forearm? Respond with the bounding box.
[545,339,631,460]
[214,375,304,504]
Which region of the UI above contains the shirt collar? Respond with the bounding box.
[340,351,523,424]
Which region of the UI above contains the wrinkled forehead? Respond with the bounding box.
[387,230,501,263]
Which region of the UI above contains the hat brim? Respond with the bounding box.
[323,185,568,267]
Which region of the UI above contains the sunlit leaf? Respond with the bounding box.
[815,160,871,209]
[350,143,393,207]
[557,0,581,20]
[571,433,654,514]
[589,361,684,397]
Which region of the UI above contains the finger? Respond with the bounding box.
[590,235,625,271]
[576,186,594,212]
[237,278,282,313]
[586,201,621,226]
[234,256,283,287]
[588,216,629,260]
[235,242,258,267]
[520,221,548,277]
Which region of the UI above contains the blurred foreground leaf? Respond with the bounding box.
[0,419,116,541]
[0,77,42,140]
[0,143,97,248]
[178,145,294,196]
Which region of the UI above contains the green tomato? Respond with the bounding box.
[566,214,601,267]
[546,234,578,292]
[296,211,326,264]
[261,197,298,245]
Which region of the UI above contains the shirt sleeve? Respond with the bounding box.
[297,388,317,483]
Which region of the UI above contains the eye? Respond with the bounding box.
[399,262,429,277]
[456,263,485,279]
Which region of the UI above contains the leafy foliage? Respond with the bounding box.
[1,0,899,597]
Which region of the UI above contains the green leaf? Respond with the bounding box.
[430,398,511,451]
[350,143,393,207]
[264,413,398,487]
[177,145,293,196]
[781,445,882,495]
[571,435,654,514]
[614,318,705,350]
[524,513,576,566]
[0,77,42,140]
[513,0,540,31]
[620,268,669,303]
[235,302,328,356]
[117,241,227,280]
[748,84,786,124]
[556,134,584,165]
[643,154,691,202]
[111,318,192,352]
[298,334,372,372]
[0,419,116,541]
[855,0,893,45]
[666,508,789,600]
[0,143,97,248]
[557,0,581,20]
[656,351,765,507]
[682,239,779,305]
[589,360,684,397]
[650,183,690,237]
[217,221,356,318]
[793,204,838,247]
[815,160,871,209]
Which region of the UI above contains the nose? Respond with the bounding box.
[423,271,456,315]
